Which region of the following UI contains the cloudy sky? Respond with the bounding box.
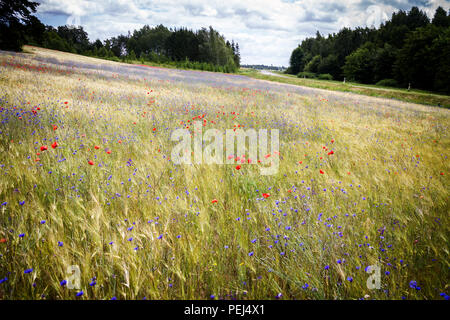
[34,0,450,66]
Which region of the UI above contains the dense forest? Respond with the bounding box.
[287,6,450,94]
[0,0,240,73]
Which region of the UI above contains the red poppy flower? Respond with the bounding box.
[319,170,324,174]
[40,146,48,151]
[211,199,218,203]
[0,238,6,243]
[53,125,57,130]
[331,139,334,143]
[236,165,241,170]
[106,150,111,154]
[51,141,58,149]
[88,160,94,165]
[262,193,270,198]
[440,172,444,175]
[328,150,334,155]
[94,145,100,150]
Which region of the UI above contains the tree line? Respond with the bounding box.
[0,0,241,73]
[287,6,450,94]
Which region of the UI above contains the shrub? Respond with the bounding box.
[376,79,399,87]
[318,73,333,80]
[297,72,317,79]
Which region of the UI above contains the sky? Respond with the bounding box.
[34,0,450,66]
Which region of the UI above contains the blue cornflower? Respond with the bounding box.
[24,268,33,274]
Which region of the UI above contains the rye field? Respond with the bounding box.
[0,46,448,300]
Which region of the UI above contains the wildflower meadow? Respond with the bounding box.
[0,46,448,300]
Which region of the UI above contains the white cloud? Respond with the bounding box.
[35,0,450,66]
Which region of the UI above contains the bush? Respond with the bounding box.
[318,73,333,80]
[297,72,317,79]
[376,79,399,87]
[108,56,120,62]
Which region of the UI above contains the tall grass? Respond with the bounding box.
[0,48,448,300]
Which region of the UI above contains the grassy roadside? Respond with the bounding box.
[239,68,450,108]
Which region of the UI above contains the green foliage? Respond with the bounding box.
[375,79,399,87]
[343,42,376,84]
[395,24,450,93]
[128,50,137,61]
[125,25,239,72]
[317,73,333,80]
[317,54,340,79]
[289,46,305,74]
[43,31,70,52]
[0,0,39,51]
[304,55,321,73]
[288,6,450,93]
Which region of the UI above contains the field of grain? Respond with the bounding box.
[0,46,448,300]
